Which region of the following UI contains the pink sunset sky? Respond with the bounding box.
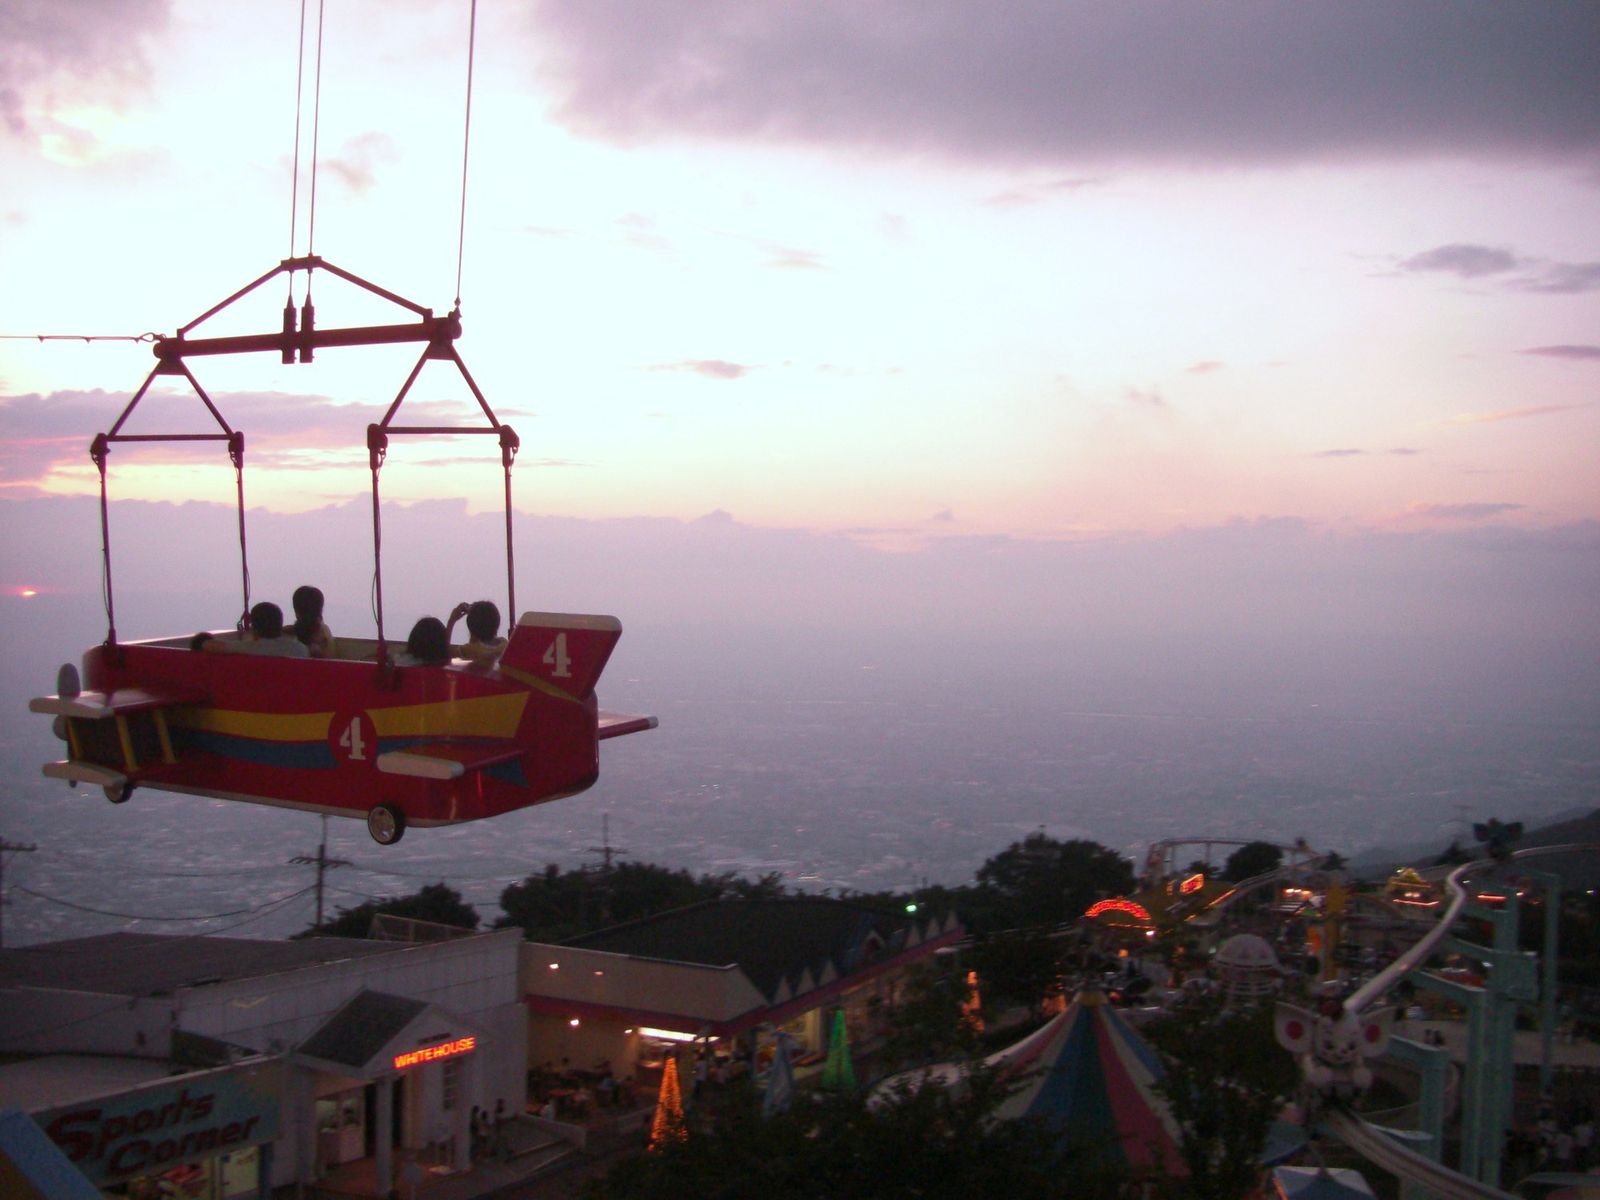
[1,2,1597,643]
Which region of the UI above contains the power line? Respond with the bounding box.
[5,887,319,958]
[0,332,158,342]
[290,816,350,929]
[13,882,317,924]
[37,848,293,880]
[1,840,38,949]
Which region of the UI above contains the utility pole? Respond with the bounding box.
[0,840,38,949]
[584,814,629,873]
[582,815,629,925]
[290,817,350,931]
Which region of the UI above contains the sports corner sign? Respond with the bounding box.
[37,1063,281,1187]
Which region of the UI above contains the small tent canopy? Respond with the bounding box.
[990,989,1184,1177]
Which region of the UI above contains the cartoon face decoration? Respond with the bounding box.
[1275,1002,1394,1099]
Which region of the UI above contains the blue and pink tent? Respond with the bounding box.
[990,990,1185,1177]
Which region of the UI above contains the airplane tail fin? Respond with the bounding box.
[498,612,623,699]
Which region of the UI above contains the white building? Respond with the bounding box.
[0,927,525,1197]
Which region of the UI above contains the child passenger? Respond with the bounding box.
[291,585,336,658]
[446,600,507,666]
[205,602,309,657]
[394,616,450,666]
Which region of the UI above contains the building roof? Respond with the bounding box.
[0,1056,172,1113]
[297,990,429,1070]
[0,932,408,997]
[563,897,932,999]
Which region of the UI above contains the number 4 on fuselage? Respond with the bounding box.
[30,611,656,844]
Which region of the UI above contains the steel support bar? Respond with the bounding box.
[1412,970,1488,1180]
[155,316,458,360]
[1388,1034,1452,1200]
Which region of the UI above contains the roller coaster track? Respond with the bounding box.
[1322,1109,1517,1200]
[1322,842,1600,1200]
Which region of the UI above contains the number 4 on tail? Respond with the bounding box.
[542,633,572,678]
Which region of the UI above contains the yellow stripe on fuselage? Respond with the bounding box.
[171,708,334,742]
[497,664,589,706]
[369,692,528,739]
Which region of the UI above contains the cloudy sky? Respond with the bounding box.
[1,1,1597,640]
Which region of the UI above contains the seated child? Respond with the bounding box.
[291,584,337,658]
[394,616,450,666]
[206,602,309,658]
[446,600,507,666]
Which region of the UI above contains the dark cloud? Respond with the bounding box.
[0,388,485,484]
[1514,262,1600,295]
[1408,502,1524,521]
[0,1,171,139]
[1393,247,1600,294]
[527,2,1600,168]
[1313,448,1365,458]
[9,496,1595,672]
[1398,244,1521,278]
[1520,344,1600,361]
[1389,448,1421,456]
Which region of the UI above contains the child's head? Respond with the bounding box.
[465,600,501,642]
[405,616,450,664]
[292,585,324,620]
[250,601,285,638]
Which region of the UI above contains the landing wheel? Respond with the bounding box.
[105,782,132,804]
[367,803,406,845]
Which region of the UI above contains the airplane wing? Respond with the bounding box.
[598,711,658,740]
[29,685,207,720]
[31,684,209,794]
[375,741,525,781]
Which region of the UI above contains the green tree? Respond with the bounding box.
[495,861,713,940]
[304,882,479,938]
[967,927,1064,1019]
[971,833,1135,933]
[1220,842,1283,883]
[1432,840,1472,867]
[879,962,984,1071]
[495,862,794,941]
[1144,995,1298,1200]
[584,1069,1126,1200]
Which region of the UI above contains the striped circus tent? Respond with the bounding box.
[990,989,1184,1177]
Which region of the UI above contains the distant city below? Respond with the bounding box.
[3,600,1596,948]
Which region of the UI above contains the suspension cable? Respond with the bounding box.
[454,0,479,310]
[288,0,309,289]
[307,0,327,269]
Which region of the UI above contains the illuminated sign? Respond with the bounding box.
[1179,873,1205,895]
[41,1070,280,1186]
[1084,898,1152,922]
[393,1036,476,1070]
[638,1027,718,1043]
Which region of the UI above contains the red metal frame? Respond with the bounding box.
[94,256,518,655]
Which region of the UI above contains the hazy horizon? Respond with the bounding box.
[3,4,1597,947]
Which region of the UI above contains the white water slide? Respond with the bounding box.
[1320,843,1599,1200]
